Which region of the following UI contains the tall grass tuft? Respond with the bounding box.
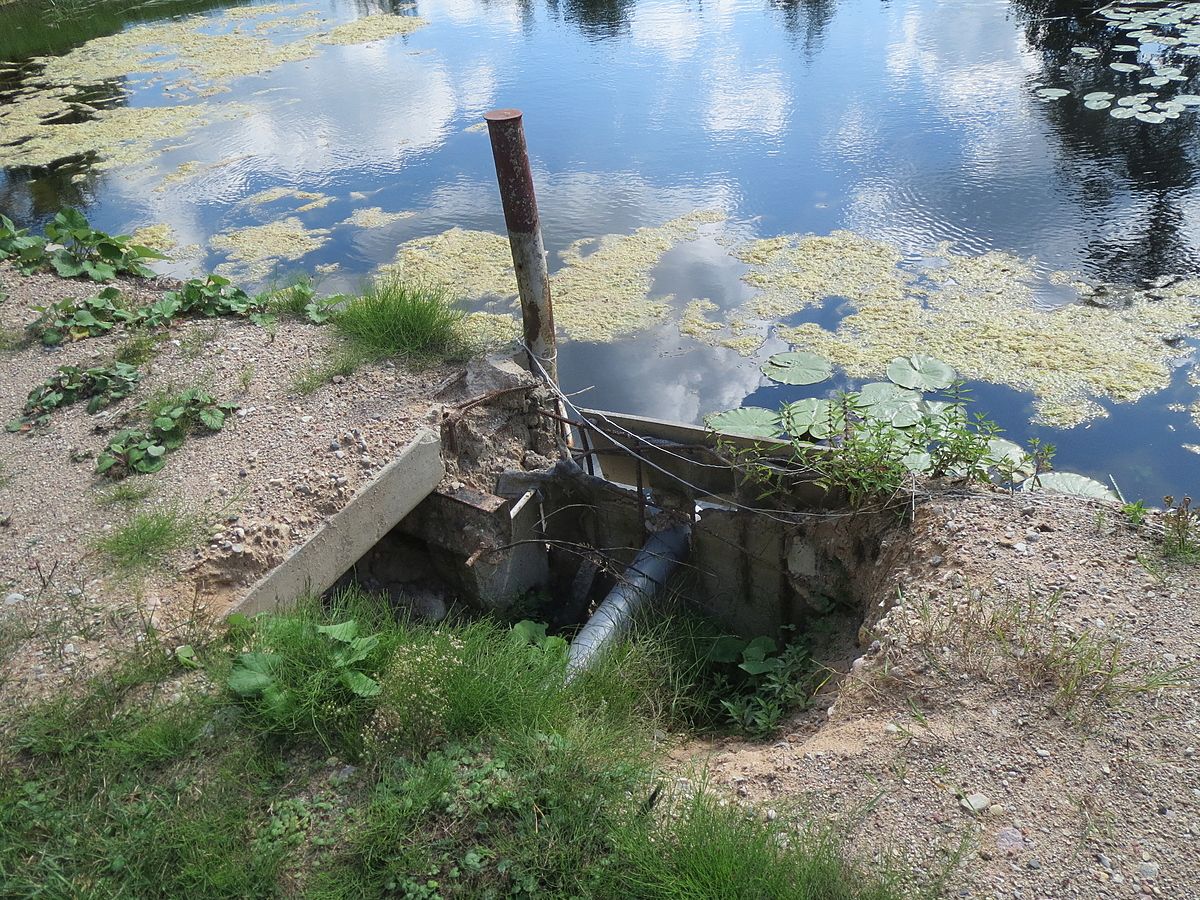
[93,503,203,575]
[334,277,467,362]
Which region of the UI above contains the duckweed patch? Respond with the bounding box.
[130,223,178,254]
[386,212,724,343]
[385,228,517,299]
[552,210,723,342]
[211,217,331,283]
[740,233,1198,427]
[321,12,427,45]
[0,6,429,172]
[244,187,334,211]
[340,207,415,229]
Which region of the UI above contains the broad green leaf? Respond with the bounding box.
[739,656,783,676]
[228,666,273,697]
[707,635,747,664]
[175,645,200,669]
[1025,472,1119,502]
[316,620,359,643]
[743,636,777,658]
[199,407,226,430]
[340,670,382,698]
[704,407,783,439]
[760,351,832,386]
[900,450,932,473]
[886,355,956,391]
[781,398,840,439]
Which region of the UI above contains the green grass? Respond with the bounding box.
[292,344,368,396]
[94,480,155,508]
[333,277,467,363]
[93,503,203,575]
[0,592,916,899]
[114,331,163,365]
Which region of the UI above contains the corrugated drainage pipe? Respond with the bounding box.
[565,524,691,679]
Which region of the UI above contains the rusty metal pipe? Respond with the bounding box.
[484,108,558,386]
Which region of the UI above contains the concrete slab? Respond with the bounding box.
[230,429,444,616]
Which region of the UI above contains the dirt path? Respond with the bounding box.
[679,487,1200,898]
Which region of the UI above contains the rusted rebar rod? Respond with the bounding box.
[484,108,558,386]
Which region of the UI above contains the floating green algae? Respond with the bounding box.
[383,211,724,343]
[340,207,415,229]
[210,217,330,282]
[0,97,220,170]
[130,223,177,253]
[0,7,429,172]
[735,230,908,319]
[679,299,763,356]
[384,228,517,299]
[551,210,723,342]
[321,14,427,45]
[736,232,1199,427]
[462,311,520,349]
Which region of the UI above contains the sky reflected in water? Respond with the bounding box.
[2,0,1199,498]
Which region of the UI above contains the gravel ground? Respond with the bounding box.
[679,487,1200,898]
[0,263,545,704]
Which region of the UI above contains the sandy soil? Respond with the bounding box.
[679,487,1200,898]
[0,263,546,703]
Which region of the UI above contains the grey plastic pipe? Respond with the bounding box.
[565,523,691,679]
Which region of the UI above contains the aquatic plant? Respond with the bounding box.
[709,349,1127,508]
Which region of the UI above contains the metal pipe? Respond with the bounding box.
[484,108,558,386]
[566,523,690,678]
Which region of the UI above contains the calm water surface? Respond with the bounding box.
[2,0,1199,498]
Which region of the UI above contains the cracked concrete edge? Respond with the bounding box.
[229,429,444,617]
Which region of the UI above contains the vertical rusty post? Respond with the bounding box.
[484,108,558,386]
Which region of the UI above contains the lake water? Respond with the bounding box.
[2,0,1199,500]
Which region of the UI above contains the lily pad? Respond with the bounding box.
[886,354,956,391]
[1110,61,1142,72]
[1085,99,1113,110]
[1175,94,1200,105]
[856,381,920,409]
[781,398,842,440]
[1024,472,1119,502]
[703,407,782,439]
[760,351,832,386]
[1135,110,1166,122]
[1111,107,1138,118]
[1083,91,1116,101]
[984,437,1032,476]
[1036,87,1071,100]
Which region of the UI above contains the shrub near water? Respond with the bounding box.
[334,277,467,362]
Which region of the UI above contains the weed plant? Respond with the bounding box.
[93,503,203,575]
[114,331,163,365]
[1162,495,1200,562]
[0,591,915,898]
[7,361,140,431]
[334,277,467,363]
